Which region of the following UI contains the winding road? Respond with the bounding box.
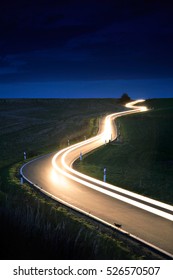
[21,100,173,258]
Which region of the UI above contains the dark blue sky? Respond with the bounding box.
[0,0,173,99]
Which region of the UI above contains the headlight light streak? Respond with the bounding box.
[52,100,173,222]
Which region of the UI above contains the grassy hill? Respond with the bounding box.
[0,98,121,168]
[74,99,173,205]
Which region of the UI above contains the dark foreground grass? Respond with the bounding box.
[0,98,166,259]
[0,162,162,260]
[74,99,173,205]
[0,162,155,260]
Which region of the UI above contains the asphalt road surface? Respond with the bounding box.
[21,100,173,257]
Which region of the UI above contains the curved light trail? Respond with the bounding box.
[52,100,173,221]
[21,99,173,258]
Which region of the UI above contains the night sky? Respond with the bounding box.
[0,0,173,99]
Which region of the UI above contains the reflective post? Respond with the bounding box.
[23,151,26,160]
[80,152,82,161]
[103,167,106,182]
[20,176,23,185]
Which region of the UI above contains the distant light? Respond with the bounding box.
[125,99,148,112]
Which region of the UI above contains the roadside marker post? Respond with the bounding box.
[23,151,26,160]
[20,176,23,185]
[103,167,106,182]
[80,152,82,161]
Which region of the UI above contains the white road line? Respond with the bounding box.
[52,100,173,221]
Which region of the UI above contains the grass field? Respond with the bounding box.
[1,98,163,260]
[0,98,120,168]
[74,99,173,205]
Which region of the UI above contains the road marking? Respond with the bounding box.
[52,100,173,221]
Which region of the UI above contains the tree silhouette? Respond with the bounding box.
[119,93,131,104]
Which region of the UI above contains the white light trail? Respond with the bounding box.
[52,100,173,221]
[125,99,148,112]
